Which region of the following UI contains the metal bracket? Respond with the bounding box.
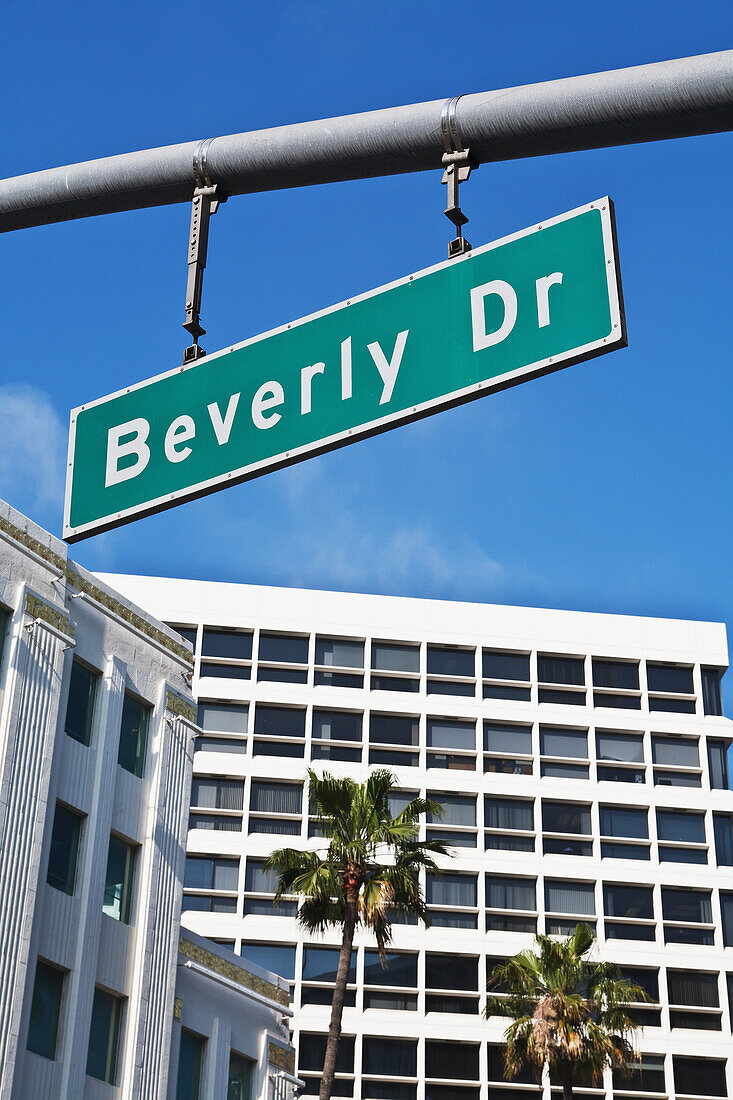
[183,139,227,365]
[440,96,475,258]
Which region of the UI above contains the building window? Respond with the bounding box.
[651,734,701,787]
[300,946,356,1007]
[190,777,245,832]
[363,1037,417,1098]
[103,834,136,923]
[484,796,535,853]
[311,710,362,763]
[592,658,640,709]
[667,970,721,1030]
[427,792,477,848]
[426,717,475,771]
[228,1052,253,1100]
[714,813,733,867]
[702,667,724,716]
[314,636,364,688]
[426,645,475,697]
[200,628,252,680]
[47,803,82,895]
[369,714,419,768]
[253,704,305,758]
[723,893,733,947]
[612,1053,665,1093]
[195,702,248,753]
[249,780,302,836]
[484,721,533,775]
[537,654,585,706]
[27,960,64,1060]
[616,967,662,1027]
[542,801,592,857]
[656,810,707,864]
[426,872,478,929]
[599,805,649,861]
[257,632,308,684]
[86,987,124,1084]
[487,1044,541,1097]
[482,650,531,702]
[425,1040,480,1088]
[646,662,696,713]
[175,1029,205,1100]
[65,659,97,745]
[425,954,478,1014]
[544,880,596,935]
[539,726,589,780]
[166,624,198,649]
[662,888,713,945]
[673,1056,727,1097]
[603,883,655,940]
[371,641,420,692]
[243,857,296,918]
[363,949,418,1011]
[708,740,729,790]
[485,876,537,933]
[595,730,645,784]
[240,942,296,982]
[298,1032,355,1097]
[117,694,149,778]
[184,856,239,913]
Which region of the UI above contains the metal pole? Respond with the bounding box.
[0,50,731,233]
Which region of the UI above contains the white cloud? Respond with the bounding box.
[0,385,66,519]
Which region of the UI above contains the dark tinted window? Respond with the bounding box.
[258,633,308,664]
[253,706,305,738]
[425,1041,479,1081]
[656,811,705,844]
[542,802,591,834]
[484,722,532,755]
[363,951,417,987]
[201,629,252,660]
[592,659,639,689]
[315,638,363,668]
[662,888,711,924]
[240,942,296,980]
[117,694,149,777]
[299,1033,355,1074]
[482,651,530,681]
[603,883,653,919]
[65,660,97,745]
[427,646,474,678]
[667,970,719,1007]
[313,711,362,742]
[47,804,82,895]
[425,954,477,991]
[618,967,659,1001]
[599,806,648,838]
[302,946,355,984]
[702,668,724,715]
[371,643,419,673]
[27,961,64,1060]
[673,1057,727,1097]
[363,1038,416,1077]
[537,655,584,685]
[709,741,729,789]
[647,663,693,694]
[370,714,418,746]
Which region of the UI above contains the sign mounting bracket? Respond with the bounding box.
[440,96,475,258]
[182,138,227,365]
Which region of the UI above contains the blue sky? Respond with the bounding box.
[1,2,732,674]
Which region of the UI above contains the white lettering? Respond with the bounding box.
[105,418,150,488]
[252,381,284,429]
[536,272,564,328]
[341,337,352,401]
[164,415,195,463]
[367,329,409,405]
[470,280,517,351]
[207,392,240,445]
[300,362,325,415]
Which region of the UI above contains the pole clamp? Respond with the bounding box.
[440,96,475,258]
[182,139,227,364]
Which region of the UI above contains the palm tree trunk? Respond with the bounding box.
[562,1064,574,1100]
[319,889,358,1100]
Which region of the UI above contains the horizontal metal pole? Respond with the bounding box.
[1,50,732,233]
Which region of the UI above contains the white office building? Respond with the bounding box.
[102,572,733,1100]
[0,500,298,1100]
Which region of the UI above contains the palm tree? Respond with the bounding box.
[266,768,448,1100]
[486,923,646,1100]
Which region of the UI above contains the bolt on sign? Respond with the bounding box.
[64,199,625,541]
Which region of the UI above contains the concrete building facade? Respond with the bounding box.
[0,501,297,1100]
[102,572,733,1100]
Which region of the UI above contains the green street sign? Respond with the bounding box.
[64,198,625,541]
